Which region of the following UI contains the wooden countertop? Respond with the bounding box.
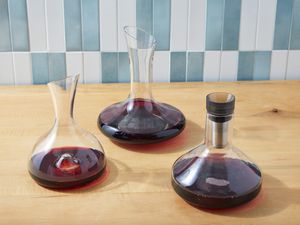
[0,81,300,225]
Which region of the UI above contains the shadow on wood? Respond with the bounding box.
[193,173,300,218]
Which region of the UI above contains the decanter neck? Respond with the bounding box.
[204,114,233,149]
[124,26,156,100]
[128,47,154,100]
[48,75,78,125]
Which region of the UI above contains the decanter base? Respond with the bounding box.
[98,99,185,144]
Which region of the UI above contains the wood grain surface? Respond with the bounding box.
[0,81,299,225]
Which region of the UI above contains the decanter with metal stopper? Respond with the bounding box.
[171,92,262,208]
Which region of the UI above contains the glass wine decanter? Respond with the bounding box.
[171,92,262,208]
[28,75,106,189]
[98,26,185,144]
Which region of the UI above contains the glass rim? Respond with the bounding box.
[123,26,156,47]
[206,92,235,104]
[47,74,80,85]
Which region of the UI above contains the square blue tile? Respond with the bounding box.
[222,0,241,50]
[290,0,300,49]
[0,0,11,51]
[118,52,130,83]
[82,0,100,51]
[187,52,204,81]
[153,0,171,50]
[64,0,82,51]
[48,53,67,82]
[273,0,294,50]
[136,0,153,34]
[237,51,254,81]
[206,0,224,50]
[253,51,271,80]
[8,0,29,51]
[170,52,186,82]
[101,52,118,83]
[32,53,49,84]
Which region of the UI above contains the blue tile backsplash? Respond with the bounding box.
[237,52,255,81]
[290,0,300,50]
[253,51,272,81]
[0,0,299,85]
[9,0,29,51]
[170,52,186,82]
[101,52,118,83]
[153,0,171,51]
[81,0,100,51]
[48,53,67,81]
[32,53,49,84]
[64,0,82,51]
[273,0,294,50]
[118,52,130,83]
[0,0,12,51]
[222,0,241,50]
[136,0,153,35]
[205,0,224,51]
[187,52,204,82]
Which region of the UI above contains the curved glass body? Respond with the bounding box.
[171,93,262,208]
[28,75,106,189]
[98,27,185,144]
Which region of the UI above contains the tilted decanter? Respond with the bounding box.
[98,26,185,144]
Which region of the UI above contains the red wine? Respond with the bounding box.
[28,147,106,189]
[98,98,185,144]
[172,156,262,208]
